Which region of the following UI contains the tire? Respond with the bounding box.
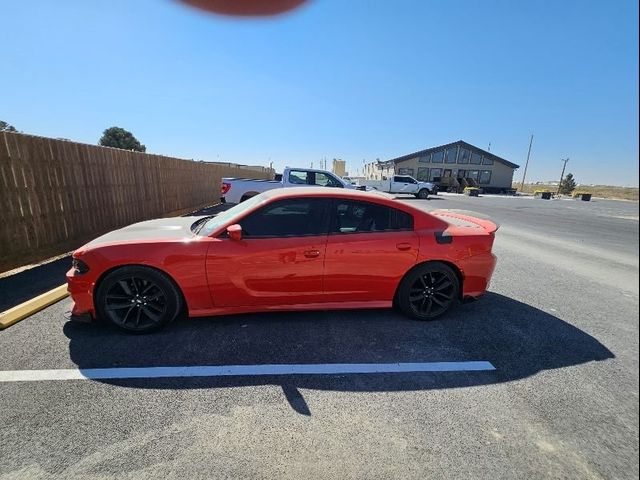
[95,266,182,333]
[396,262,459,321]
[240,192,258,203]
[417,188,429,199]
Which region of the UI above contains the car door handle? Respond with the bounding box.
[396,243,412,251]
[304,249,321,258]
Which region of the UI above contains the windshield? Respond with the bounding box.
[195,194,266,236]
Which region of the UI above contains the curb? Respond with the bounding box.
[0,285,69,330]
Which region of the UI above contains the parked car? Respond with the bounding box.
[358,175,437,199]
[221,166,354,204]
[67,188,498,333]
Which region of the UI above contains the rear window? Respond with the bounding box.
[331,200,413,233]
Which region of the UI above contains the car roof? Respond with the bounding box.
[259,187,431,215]
[262,187,393,201]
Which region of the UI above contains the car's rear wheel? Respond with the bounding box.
[95,266,182,333]
[397,262,459,320]
[417,188,429,199]
[240,192,258,202]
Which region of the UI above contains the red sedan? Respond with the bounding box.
[67,188,498,333]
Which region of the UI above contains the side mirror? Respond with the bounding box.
[226,224,243,241]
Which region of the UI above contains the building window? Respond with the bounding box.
[429,168,442,181]
[479,170,492,184]
[482,156,494,165]
[431,150,444,163]
[445,146,458,164]
[470,152,482,164]
[457,148,470,164]
[417,167,429,181]
[468,170,480,180]
[418,154,430,163]
[397,168,414,176]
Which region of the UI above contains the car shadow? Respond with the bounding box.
[64,293,613,414]
[184,203,234,216]
[393,196,445,201]
[0,256,71,311]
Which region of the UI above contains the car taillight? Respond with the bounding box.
[221,182,231,195]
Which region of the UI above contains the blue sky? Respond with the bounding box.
[2,0,638,186]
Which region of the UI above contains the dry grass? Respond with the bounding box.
[513,183,639,201]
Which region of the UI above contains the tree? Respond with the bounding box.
[0,120,17,132]
[99,127,146,152]
[559,172,577,195]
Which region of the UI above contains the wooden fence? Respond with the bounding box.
[0,132,273,272]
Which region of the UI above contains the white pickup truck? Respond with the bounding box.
[358,175,437,199]
[221,167,355,204]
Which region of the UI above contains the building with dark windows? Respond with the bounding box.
[385,140,520,193]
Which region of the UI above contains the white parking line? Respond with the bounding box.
[0,362,495,383]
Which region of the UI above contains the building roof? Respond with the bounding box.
[388,140,520,169]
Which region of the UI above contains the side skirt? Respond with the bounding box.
[188,300,393,318]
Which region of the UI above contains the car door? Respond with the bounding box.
[206,197,330,307]
[323,199,419,303]
[391,176,416,194]
[404,177,419,193]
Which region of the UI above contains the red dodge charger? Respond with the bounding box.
[67,188,497,333]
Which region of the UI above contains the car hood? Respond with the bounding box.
[83,216,207,248]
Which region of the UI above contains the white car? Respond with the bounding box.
[358,175,437,199]
[221,167,354,204]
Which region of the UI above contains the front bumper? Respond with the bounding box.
[66,267,96,319]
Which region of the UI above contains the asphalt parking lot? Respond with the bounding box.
[0,194,638,479]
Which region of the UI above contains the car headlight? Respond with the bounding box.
[72,258,89,274]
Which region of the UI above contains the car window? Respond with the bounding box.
[195,193,266,236]
[394,176,413,184]
[239,198,329,237]
[288,170,308,185]
[331,200,413,234]
[314,172,343,188]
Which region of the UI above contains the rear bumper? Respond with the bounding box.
[459,252,497,298]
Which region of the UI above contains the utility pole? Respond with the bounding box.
[519,134,534,192]
[557,158,569,195]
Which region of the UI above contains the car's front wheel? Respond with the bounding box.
[416,188,429,199]
[95,266,182,333]
[396,262,459,320]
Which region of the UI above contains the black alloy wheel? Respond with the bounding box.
[96,266,182,333]
[397,262,459,320]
